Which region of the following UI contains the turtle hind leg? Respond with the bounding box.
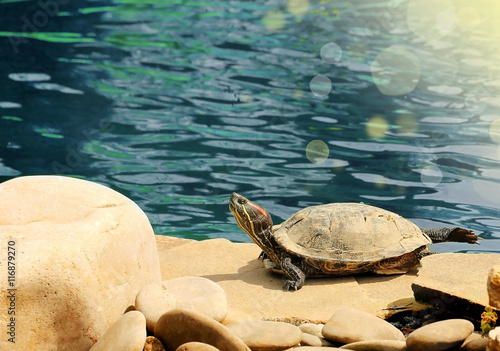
[281,257,306,291]
[423,227,479,244]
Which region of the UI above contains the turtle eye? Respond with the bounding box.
[238,198,247,205]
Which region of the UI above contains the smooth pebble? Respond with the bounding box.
[154,308,249,351]
[406,319,474,351]
[322,308,405,344]
[301,333,333,347]
[227,320,302,351]
[144,336,166,351]
[136,276,228,332]
[340,339,407,350]
[176,342,221,351]
[299,323,324,338]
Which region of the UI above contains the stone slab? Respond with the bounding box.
[412,253,500,322]
[156,236,425,323]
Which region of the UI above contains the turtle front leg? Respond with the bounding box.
[422,227,478,244]
[281,257,306,291]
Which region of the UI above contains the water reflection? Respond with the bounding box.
[0,1,499,251]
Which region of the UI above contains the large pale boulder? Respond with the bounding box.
[0,176,161,351]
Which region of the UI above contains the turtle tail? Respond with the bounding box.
[422,227,479,244]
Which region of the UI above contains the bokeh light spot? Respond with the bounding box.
[309,75,331,97]
[374,175,386,189]
[371,45,421,96]
[420,165,443,187]
[366,115,389,139]
[320,42,342,65]
[436,10,457,34]
[287,0,310,17]
[306,140,329,164]
[490,119,500,143]
[263,10,286,32]
[407,0,455,40]
[457,7,480,31]
[396,114,419,134]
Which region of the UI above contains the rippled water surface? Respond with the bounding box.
[1,0,500,253]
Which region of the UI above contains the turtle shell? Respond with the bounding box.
[272,203,432,265]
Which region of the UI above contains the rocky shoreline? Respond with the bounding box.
[88,272,489,351]
[1,176,500,351]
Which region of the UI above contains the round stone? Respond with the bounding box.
[227,320,302,351]
[322,308,405,344]
[176,342,221,351]
[136,277,227,332]
[340,339,406,350]
[144,336,166,351]
[406,319,474,351]
[299,323,324,338]
[291,347,346,350]
[301,333,330,347]
[154,308,249,351]
[461,333,488,351]
[89,311,147,351]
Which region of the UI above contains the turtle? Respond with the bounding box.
[229,192,478,290]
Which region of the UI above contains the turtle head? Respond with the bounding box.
[229,193,273,246]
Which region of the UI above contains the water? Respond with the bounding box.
[1,0,500,253]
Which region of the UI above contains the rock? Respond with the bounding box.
[89,311,146,351]
[461,333,488,351]
[124,305,137,314]
[340,340,407,350]
[227,320,302,350]
[322,308,405,344]
[0,176,161,351]
[406,319,474,351]
[144,336,166,351]
[176,342,221,351]
[301,333,322,347]
[154,308,250,351]
[299,323,324,338]
[222,308,258,325]
[301,333,333,347]
[136,277,227,332]
[155,236,421,323]
[488,266,500,309]
[488,327,500,351]
[412,254,500,322]
[289,347,346,350]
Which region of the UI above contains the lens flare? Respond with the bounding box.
[420,165,443,188]
[457,7,481,31]
[436,10,457,34]
[309,75,332,97]
[287,0,310,17]
[407,0,455,40]
[320,42,342,65]
[263,10,286,32]
[366,115,389,139]
[396,114,419,134]
[306,140,329,164]
[490,119,500,143]
[371,46,421,96]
